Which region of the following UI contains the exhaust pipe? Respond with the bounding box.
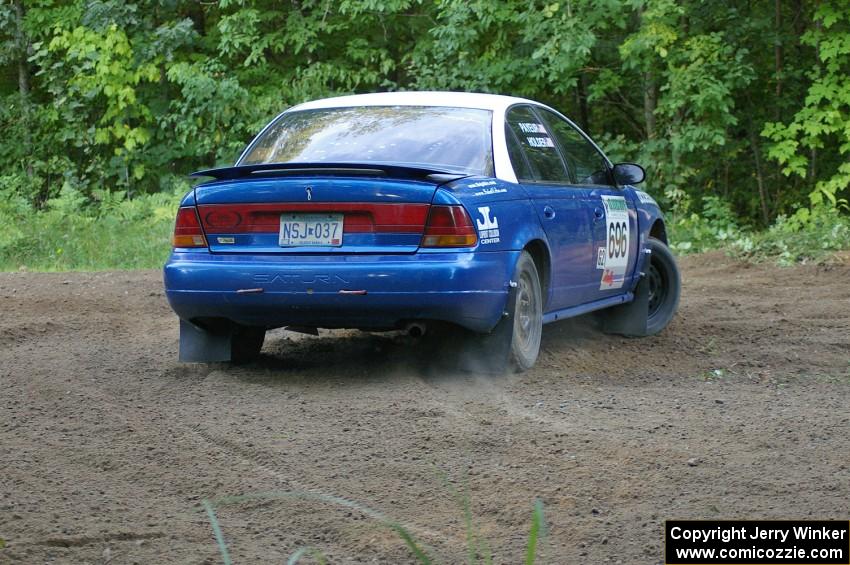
[403,322,427,338]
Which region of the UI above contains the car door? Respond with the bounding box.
[535,108,639,299]
[504,105,598,310]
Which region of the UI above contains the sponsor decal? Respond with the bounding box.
[468,180,497,189]
[526,136,555,148]
[599,195,630,290]
[518,122,547,134]
[596,247,606,270]
[469,180,507,196]
[216,237,235,244]
[472,187,508,196]
[635,190,657,206]
[476,206,501,244]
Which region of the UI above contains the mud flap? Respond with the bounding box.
[179,319,232,362]
[454,277,519,375]
[600,274,649,337]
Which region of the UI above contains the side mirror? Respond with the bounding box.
[612,162,645,186]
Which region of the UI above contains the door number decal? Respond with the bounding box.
[599,196,630,290]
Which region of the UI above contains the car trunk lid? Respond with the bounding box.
[192,164,465,254]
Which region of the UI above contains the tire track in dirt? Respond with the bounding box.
[2,252,850,563]
[4,350,453,557]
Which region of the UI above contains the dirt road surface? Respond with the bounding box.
[2,252,849,564]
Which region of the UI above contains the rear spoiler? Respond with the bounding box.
[191,162,469,184]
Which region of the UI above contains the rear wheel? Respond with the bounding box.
[231,326,265,363]
[464,250,543,373]
[508,252,544,370]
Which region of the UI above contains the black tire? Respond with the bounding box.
[230,326,265,363]
[466,250,543,373]
[507,251,544,370]
[645,237,680,335]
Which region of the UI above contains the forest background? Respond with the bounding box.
[1,0,849,269]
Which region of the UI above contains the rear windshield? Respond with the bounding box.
[239,105,494,176]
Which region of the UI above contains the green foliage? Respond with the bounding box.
[762,0,850,209]
[0,186,182,271]
[671,199,850,265]
[669,196,746,254]
[739,206,850,266]
[614,4,756,209]
[0,0,849,270]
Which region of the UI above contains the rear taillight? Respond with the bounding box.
[421,205,478,247]
[173,207,207,248]
[196,203,430,234]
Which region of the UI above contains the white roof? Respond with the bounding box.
[289,91,538,113]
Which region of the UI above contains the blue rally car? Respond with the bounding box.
[164,92,680,371]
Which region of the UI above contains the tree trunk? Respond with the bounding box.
[808,147,817,183]
[13,0,33,178]
[749,128,770,224]
[643,71,657,140]
[773,0,784,209]
[575,72,590,132]
[806,7,823,193]
[774,0,783,102]
[637,4,657,141]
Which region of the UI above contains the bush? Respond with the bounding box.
[668,196,745,254]
[669,196,850,265]
[737,206,850,265]
[0,185,184,271]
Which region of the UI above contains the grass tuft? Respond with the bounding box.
[201,489,546,564]
[203,499,233,565]
[435,468,493,565]
[202,490,431,564]
[525,499,546,565]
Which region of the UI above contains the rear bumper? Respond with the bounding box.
[163,250,518,332]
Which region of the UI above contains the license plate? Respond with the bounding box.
[279,213,344,247]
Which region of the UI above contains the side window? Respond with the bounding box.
[505,105,569,183]
[538,109,614,186]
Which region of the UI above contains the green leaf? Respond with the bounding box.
[525,499,546,564]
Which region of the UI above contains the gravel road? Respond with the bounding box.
[1,252,849,564]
